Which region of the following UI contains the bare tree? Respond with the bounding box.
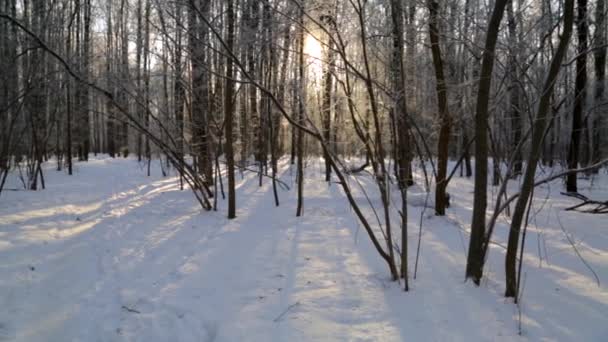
[427,0,451,216]
[296,0,305,218]
[592,0,606,169]
[566,0,588,192]
[504,0,575,299]
[225,0,237,219]
[466,0,509,285]
[391,0,411,290]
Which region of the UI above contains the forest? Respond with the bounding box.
[0,0,607,340]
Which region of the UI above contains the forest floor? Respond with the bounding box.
[0,156,607,341]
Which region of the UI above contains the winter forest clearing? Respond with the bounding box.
[0,157,606,341]
[1,0,608,340]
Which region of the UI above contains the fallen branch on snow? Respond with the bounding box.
[561,192,608,214]
[121,305,141,314]
[273,302,300,322]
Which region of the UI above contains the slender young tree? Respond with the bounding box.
[225,0,236,219]
[458,0,473,178]
[566,0,587,192]
[391,0,410,290]
[79,0,91,161]
[296,0,305,217]
[593,0,605,170]
[105,0,116,158]
[66,0,73,175]
[174,1,186,188]
[136,0,143,161]
[466,0,509,285]
[321,14,334,183]
[189,0,212,184]
[504,0,574,299]
[507,0,522,177]
[428,0,451,216]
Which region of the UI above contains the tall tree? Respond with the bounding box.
[105,0,116,158]
[321,12,334,183]
[78,0,91,161]
[118,0,129,154]
[566,0,588,192]
[592,0,606,169]
[143,0,151,174]
[174,1,186,188]
[225,0,237,219]
[189,0,212,183]
[66,0,74,175]
[391,0,410,290]
[295,0,305,217]
[507,0,522,176]
[466,0,509,285]
[246,0,260,166]
[504,0,574,299]
[458,0,473,178]
[428,0,451,216]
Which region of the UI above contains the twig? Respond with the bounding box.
[413,191,430,279]
[516,186,535,301]
[347,160,369,174]
[561,192,608,213]
[221,161,290,191]
[273,302,300,322]
[555,212,601,286]
[121,305,141,314]
[488,159,608,237]
[517,273,527,336]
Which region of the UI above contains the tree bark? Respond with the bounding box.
[567,0,587,192]
[428,0,451,216]
[225,0,236,219]
[505,0,574,299]
[391,0,410,290]
[592,0,606,170]
[321,17,334,183]
[466,0,509,285]
[189,0,212,184]
[296,1,305,217]
[507,0,522,177]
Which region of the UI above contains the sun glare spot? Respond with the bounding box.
[304,33,324,80]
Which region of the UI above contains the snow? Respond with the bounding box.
[1,156,607,341]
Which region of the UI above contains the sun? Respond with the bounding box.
[303,33,324,80]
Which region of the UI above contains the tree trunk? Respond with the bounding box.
[505,0,574,299]
[296,1,305,217]
[66,0,73,175]
[80,0,91,161]
[466,0,509,285]
[592,0,606,170]
[225,0,236,219]
[391,0,410,290]
[428,0,451,216]
[247,0,259,166]
[136,0,143,161]
[105,0,116,158]
[507,0,522,177]
[567,0,587,192]
[118,0,129,154]
[189,0,212,184]
[322,20,334,183]
[174,2,185,188]
[143,0,151,175]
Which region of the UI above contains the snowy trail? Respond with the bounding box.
[1,157,607,341]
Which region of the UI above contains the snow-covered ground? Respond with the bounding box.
[0,156,607,341]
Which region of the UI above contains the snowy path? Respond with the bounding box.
[1,157,607,341]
